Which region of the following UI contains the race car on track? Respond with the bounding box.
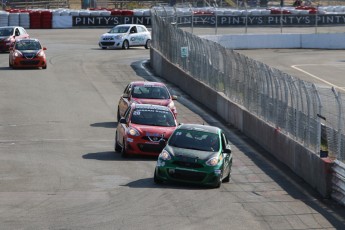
[98,24,151,50]
[0,26,29,52]
[117,81,178,121]
[115,103,178,157]
[9,38,47,69]
[154,124,232,188]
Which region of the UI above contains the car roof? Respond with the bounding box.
[0,26,20,29]
[115,24,145,27]
[177,124,221,134]
[130,81,166,87]
[131,103,171,111]
[15,38,40,42]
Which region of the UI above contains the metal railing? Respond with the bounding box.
[151,6,345,162]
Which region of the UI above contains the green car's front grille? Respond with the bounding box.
[172,160,203,169]
[169,169,206,182]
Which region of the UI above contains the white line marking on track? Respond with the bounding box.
[291,64,345,91]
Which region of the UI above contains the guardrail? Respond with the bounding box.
[150,7,345,202]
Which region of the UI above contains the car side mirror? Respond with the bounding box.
[119,118,126,124]
[122,93,129,98]
[223,148,231,154]
[172,95,177,100]
[43,47,47,50]
[159,139,166,148]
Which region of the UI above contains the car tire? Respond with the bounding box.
[154,169,163,184]
[121,138,128,158]
[117,107,120,121]
[114,132,121,152]
[9,60,12,68]
[145,39,151,49]
[42,65,47,69]
[122,40,129,50]
[223,165,231,183]
[101,47,107,50]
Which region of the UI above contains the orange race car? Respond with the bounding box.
[9,38,47,69]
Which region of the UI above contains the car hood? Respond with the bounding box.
[131,98,171,106]
[131,124,176,137]
[166,145,217,161]
[102,32,125,36]
[0,36,9,40]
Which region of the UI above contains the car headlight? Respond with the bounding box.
[14,50,22,57]
[114,35,123,39]
[168,101,175,109]
[128,127,140,136]
[206,154,222,166]
[159,150,171,161]
[37,50,45,57]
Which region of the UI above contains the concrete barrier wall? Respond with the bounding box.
[150,48,333,197]
[201,33,345,49]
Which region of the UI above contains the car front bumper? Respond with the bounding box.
[155,162,222,187]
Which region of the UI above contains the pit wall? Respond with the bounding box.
[150,48,333,197]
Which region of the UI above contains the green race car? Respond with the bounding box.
[154,124,232,188]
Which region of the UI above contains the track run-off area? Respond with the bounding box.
[0,28,344,229]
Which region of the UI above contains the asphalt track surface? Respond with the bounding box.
[0,29,344,230]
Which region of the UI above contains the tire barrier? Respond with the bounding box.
[2,6,345,28]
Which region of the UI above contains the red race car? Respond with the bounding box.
[115,103,178,157]
[9,38,47,69]
[117,81,178,121]
[0,26,29,52]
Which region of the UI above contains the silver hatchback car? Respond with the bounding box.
[98,24,151,50]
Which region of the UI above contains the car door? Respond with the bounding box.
[118,83,131,119]
[128,26,141,46]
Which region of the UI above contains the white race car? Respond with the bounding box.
[98,24,151,50]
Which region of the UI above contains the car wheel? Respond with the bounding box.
[101,47,107,50]
[122,40,129,50]
[121,138,128,158]
[117,107,120,121]
[145,39,151,49]
[42,65,47,69]
[154,168,163,184]
[223,165,231,183]
[9,60,12,67]
[114,132,121,152]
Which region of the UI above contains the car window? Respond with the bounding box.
[110,26,129,33]
[137,26,145,33]
[130,108,175,127]
[129,26,137,34]
[123,84,131,95]
[15,28,20,36]
[19,27,27,35]
[131,85,169,99]
[123,106,131,122]
[169,129,220,152]
[0,28,13,36]
[15,41,41,50]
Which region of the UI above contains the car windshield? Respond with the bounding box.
[130,108,175,127]
[168,129,220,152]
[0,28,13,36]
[15,41,41,50]
[109,26,129,33]
[131,85,170,99]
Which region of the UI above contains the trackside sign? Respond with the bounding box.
[73,16,151,26]
[72,14,345,27]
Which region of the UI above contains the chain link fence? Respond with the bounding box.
[151,6,345,162]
